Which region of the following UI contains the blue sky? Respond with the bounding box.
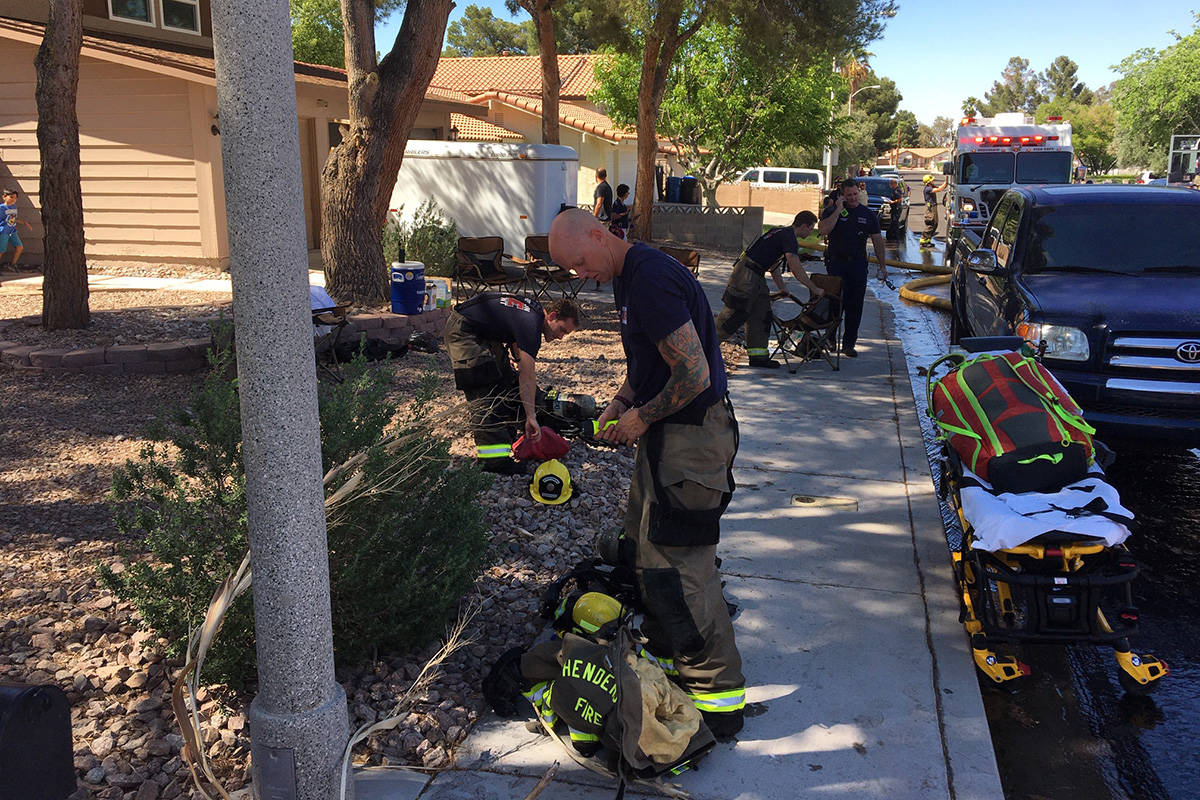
[375,1,1196,124]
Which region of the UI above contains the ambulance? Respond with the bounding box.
[946,112,1074,236]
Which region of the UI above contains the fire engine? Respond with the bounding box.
[946,112,1074,236]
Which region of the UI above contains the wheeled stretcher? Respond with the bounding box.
[929,338,1168,693]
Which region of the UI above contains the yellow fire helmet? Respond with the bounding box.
[572,592,625,634]
[530,459,573,506]
[923,174,935,184]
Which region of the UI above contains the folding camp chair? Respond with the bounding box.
[659,245,701,278]
[313,303,351,383]
[511,234,583,301]
[454,236,527,298]
[768,272,843,373]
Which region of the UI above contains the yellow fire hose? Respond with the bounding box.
[797,241,952,310]
[897,275,952,310]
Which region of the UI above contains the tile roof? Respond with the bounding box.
[450,113,523,142]
[431,54,608,100]
[0,16,473,107]
[471,92,680,154]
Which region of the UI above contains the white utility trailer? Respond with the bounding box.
[388,141,579,255]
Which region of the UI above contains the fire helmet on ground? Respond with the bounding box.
[572,592,625,633]
[530,459,573,505]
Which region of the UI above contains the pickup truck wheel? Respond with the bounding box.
[949,285,968,345]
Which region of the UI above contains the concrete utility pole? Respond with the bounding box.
[208,2,351,798]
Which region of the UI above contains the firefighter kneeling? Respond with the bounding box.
[443,292,580,473]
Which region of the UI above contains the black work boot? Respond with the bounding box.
[480,458,526,475]
[701,708,745,742]
[747,357,781,369]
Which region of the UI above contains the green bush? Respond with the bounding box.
[405,199,458,278]
[101,336,490,689]
[382,199,458,278]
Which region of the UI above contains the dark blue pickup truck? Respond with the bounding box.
[949,185,1200,443]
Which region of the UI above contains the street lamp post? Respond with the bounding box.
[827,82,883,188]
[847,83,881,115]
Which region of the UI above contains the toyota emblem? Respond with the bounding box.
[1177,341,1200,363]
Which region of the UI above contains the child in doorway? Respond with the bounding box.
[0,189,34,270]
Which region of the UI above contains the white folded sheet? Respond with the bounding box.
[957,466,1133,551]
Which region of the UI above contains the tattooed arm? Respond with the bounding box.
[605,321,710,445]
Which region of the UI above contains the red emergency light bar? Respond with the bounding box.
[960,116,976,126]
[959,135,1052,147]
[1046,115,1063,121]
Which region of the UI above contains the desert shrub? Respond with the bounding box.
[403,199,458,278]
[102,335,490,688]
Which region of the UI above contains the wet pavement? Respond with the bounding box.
[881,228,1200,800]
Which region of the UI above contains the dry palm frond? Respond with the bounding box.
[171,552,252,800]
[337,600,480,800]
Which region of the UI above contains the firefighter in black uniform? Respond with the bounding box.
[443,292,580,473]
[548,209,746,740]
[818,178,889,358]
[714,210,824,369]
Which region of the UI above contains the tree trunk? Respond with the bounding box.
[322,0,454,305]
[531,0,560,145]
[35,0,88,330]
[632,6,696,243]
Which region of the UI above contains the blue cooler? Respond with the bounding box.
[390,262,425,315]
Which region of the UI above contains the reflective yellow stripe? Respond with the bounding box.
[747,348,769,357]
[636,645,678,676]
[689,688,746,712]
[567,727,600,742]
[522,681,557,724]
[477,444,512,458]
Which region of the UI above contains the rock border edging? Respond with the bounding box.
[0,308,450,376]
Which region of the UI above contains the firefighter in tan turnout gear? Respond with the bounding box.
[715,210,824,369]
[443,292,580,473]
[549,209,746,740]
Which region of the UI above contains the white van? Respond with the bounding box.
[737,167,825,191]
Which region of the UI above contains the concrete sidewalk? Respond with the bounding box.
[355,269,1003,799]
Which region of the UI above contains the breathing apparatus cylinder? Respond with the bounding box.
[597,529,636,568]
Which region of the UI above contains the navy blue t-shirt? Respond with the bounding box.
[745,226,799,270]
[821,202,880,267]
[614,244,727,423]
[923,184,935,205]
[456,292,544,358]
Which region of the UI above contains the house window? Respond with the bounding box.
[161,0,200,33]
[109,0,154,26]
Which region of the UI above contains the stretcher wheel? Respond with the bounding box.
[1118,664,1164,697]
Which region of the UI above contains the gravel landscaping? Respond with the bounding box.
[0,246,746,798]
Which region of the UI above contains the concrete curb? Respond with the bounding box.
[0,308,449,377]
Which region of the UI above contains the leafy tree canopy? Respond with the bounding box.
[919,115,956,148]
[978,56,1045,115]
[893,109,919,148]
[289,0,403,68]
[1036,100,1117,173]
[445,4,536,56]
[593,22,838,201]
[1041,56,1093,105]
[843,71,902,154]
[1112,15,1200,172]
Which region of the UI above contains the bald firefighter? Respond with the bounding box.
[549,209,746,740]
